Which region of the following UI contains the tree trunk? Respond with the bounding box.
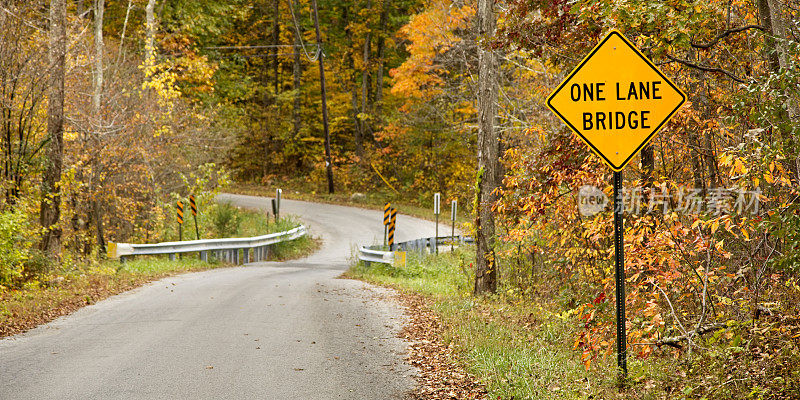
[757,0,799,175]
[351,83,364,157]
[272,0,280,94]
[343,6,364,158]
[374,0,388,109]
[116,0,133,66]
[41,0,67,257]
[640,144,654,215]
[756,0,781,72]
[145,0,157,69]
[474,0,499,295]
[77,0,86,17]
[359,0,373,148]
[292,19,302,141]
[311,0,335,193]
[92,0,106,254]
[94,199,106,257]
[765,0,789,70]
[92,0,104,116]
[262,0,272,176]
[690,133,706,195]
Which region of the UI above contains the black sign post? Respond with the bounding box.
[613,171,627,378]
[433,193,440,254]
[275,189,282,221]
[450,199,457,251]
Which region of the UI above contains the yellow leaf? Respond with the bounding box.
[734,158,748,175]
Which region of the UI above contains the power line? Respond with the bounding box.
[233,53,307,58]
[204,44,311,50]
[286,0,320,62]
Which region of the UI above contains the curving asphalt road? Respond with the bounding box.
[0,193,438,399]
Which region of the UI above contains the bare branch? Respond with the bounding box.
[656,323,726,349]
[664,54,747,83]
[691,25,765,49]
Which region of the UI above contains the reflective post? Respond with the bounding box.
[613,171,627,381]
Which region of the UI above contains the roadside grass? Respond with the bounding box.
[159,201,305,241]
[0,205,319,338]
[348,249,690,400]
[208,198,320,261]
[153,203,319,262]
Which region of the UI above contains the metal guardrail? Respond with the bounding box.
[357,246,395,265]
[108,225,308,264]
[357,235,474,266]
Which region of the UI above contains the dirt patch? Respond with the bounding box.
[397,292,487,400]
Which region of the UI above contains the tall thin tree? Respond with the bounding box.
[145,0,157,68]
[92,0,104,116]
[373,0,389,110]
[474,0,500,294]
[92,0,107,255]
[311,0,335,193]
[41,0,67,256]
[359,0,373,153]
[292,16,302,142]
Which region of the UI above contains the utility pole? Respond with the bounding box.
[311,0,335,193]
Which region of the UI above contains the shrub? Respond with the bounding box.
[211,203,241,238]
[0,210,34,287]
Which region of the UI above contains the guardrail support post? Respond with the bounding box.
[200,251,208,262]
[169,253,176,261]
[244,248,250,264]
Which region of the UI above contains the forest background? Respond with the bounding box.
[1,0,799,398]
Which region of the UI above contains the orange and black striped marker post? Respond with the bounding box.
[177,201,184,258]
[388,208,397,249]
[190,195,200,240]
[383,202,391,246]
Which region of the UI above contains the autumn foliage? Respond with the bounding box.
[1,0,799,397]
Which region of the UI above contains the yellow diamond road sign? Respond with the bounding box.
[547,30,686,171]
